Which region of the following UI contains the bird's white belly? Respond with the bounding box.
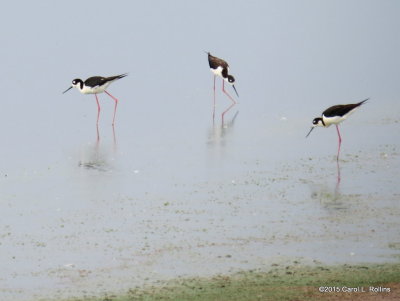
[322,107,358,127]
[322,115,346,127]
[210,66,224,77]
[81,83,109,94]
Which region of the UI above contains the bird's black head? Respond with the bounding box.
[71,78,84,90]
[227,75,235,83]
[306,117,324,138]
[312,117,324,127]
[63,78,83,94]
[226,75,238,96]
[72,79,83,86]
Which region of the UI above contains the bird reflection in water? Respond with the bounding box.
[311,159,345,211]
[78,124,117,172]
[208,111,239,151]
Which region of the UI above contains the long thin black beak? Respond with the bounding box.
[63,86,73,94]
[232,85,239,97]
[306,127,314,138]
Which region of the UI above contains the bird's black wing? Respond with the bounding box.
[323,99,368,117]
[84,76,107,88]
[84,74,127,88]
[208,53,229,69]
[105,73,128,82]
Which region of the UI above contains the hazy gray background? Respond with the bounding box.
[0,0,399,169]
[0,1,399,300]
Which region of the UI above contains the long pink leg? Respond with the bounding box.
[105,90,118,126]
[336,125,342,161]
[95,94,100,124]
[221,80,237,123]
[213,75,216,122]
[222,79,237,104]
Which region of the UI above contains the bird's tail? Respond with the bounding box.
[116,73,128,79]
[357,98,369,106]
[107,73,128,81]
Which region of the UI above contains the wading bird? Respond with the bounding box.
[306,98,368,160]
[206,52,238,122]
[63,73,127,125]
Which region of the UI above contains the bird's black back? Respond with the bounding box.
[208,53,229,70]
[84,74,127,88]
[323,99,368,117]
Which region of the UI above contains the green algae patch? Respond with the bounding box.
[58,263,400,301]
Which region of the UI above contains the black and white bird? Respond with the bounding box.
[206,52,238,122]
[63,73,127,125]
[306,98,368,160]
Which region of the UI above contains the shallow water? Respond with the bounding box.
[1,1,400,300]
[1,106,399,300]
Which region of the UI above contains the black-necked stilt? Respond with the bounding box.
[63,73,127,125]
[306,98,368,160]
[206,52,238,121]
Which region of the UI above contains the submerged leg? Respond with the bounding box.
[213,75,216,122]
[105,90,118,126]
[96,122,100,146]
[336,125,342,161]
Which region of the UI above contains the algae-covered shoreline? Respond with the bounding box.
[46,262,399,301]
